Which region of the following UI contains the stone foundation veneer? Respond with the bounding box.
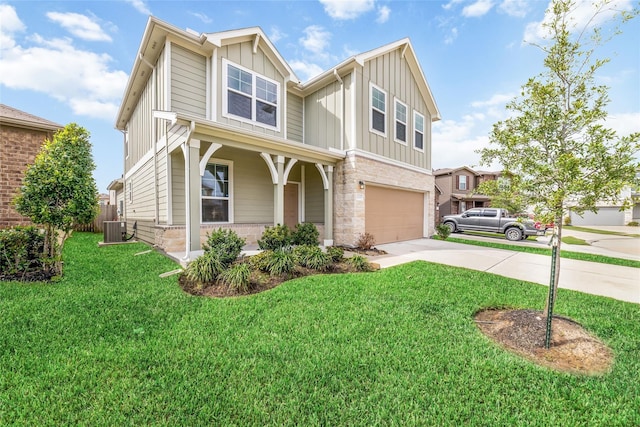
[333,152,435,246]
[154,223,326,253]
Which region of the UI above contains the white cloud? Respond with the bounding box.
[444,27,458,45]
[498,0,529,18]
[524,0,635,43]
[462,0,494,18]
[442,0,464,11]
[0,4,25,48]
[319,0,375,20]
[471,93,514,108]
[125,0,151,15]
[269,26,285,43]
[300,25,331,55]
[46,12,112,42]
[0,7,128,121]
[376,5,391,23]
[289,59,324,82]
[606,112,640,137]
[432,118,490,169]
[189,11,212,24]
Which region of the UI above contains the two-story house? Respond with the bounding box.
[434,166,500,221]
[0,104,63,228]
[115,17,441,259]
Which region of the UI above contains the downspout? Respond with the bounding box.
[119,129,127,225]
[139,54,159,226]
[182,121,196,261]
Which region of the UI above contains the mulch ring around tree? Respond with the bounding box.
[475,308,614,375]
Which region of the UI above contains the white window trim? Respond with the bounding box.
[394,98,408,145]
[369,83,387,137]
[201,159,234,224]
[222,59,280,132]
[459,175,468,191]
[413,110,425,152]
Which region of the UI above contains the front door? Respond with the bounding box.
[284,183,299,230]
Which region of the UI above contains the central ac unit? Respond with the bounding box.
[104,221,126,243]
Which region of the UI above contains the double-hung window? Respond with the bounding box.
[202,162,231,223]
[224,60,279,129]
[457,175,468,190]
[414,111,425,151]
[370,84,386,135]
[394,99,407,144]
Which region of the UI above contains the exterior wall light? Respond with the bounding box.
[359,180,365,189]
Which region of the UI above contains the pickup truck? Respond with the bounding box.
[441,208,545,241]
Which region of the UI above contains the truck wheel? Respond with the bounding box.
[505,227,523,241]
[444,221,457,233]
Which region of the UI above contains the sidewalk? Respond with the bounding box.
[370,238,640,304]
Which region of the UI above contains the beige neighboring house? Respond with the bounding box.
[434,166,500,221]
[0,104,63,228]
[115,18,441,259]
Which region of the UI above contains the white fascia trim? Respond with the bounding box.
[346,148,432,175]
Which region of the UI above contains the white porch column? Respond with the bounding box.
[274,155,285,225]
[182,138,201,259]
[324,165,334,246]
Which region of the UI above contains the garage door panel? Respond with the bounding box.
[365,186,424,244]
[570,208,624,226]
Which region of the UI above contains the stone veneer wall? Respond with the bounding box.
[333,152,435,246]
[0,126,53,228]
[154,223,326,253]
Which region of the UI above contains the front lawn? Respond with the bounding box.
[1,233,638,426]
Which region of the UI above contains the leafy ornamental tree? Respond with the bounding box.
[477,0,639,347]
[13,123,99,275]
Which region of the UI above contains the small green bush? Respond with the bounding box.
[326,246,344,263]
[202,228,245,267]
[218,263,252,292]
[0,226,47,278]
[627,221,639,227]
[258,224,292,251]
[346,254,372,272]
[185,252,224,285]
[247,250,272,272]
[436,224,452,240]
[292,223,320,246]
[264,248,295,276]
[293,245,330,271]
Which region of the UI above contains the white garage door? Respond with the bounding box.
[570,207,625,226]
[365,186,424,244]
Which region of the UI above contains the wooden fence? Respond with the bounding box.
[74,205,118,233]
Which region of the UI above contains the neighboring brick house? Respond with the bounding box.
[434,166,500,221]
[115,18,441,258]
[0,104,63,228]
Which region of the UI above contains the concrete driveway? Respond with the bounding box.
[370,232,640,304]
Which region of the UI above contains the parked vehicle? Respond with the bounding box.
[441,208,545,241]
[515,212,554,231]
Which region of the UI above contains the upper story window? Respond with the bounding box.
[414,111,424,151]
[370,84,386,135]
[224,60,279,130]
[457,174,468,190]
[394,99,407,144]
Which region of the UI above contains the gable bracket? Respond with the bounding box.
[253,34,261,54]
[199,143,222,176]
[260,153,278,184]
[315,164,329,190]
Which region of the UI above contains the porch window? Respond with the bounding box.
[202,163,230,222]
[224,60,279,129]
[394,99,407,144]
[370,84,386,135]
[414,111,424,150]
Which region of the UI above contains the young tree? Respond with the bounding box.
[478,0,639,347]
[13,123,99,274]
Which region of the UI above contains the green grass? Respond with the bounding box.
[562,236,590,245]
[448,237,640,268]
[564,225,640,237]
[1,233,639,426]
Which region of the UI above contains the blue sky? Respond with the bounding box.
[1,0,638,193]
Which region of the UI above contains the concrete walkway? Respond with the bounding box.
[370,237,640,304]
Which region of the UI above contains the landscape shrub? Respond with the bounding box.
[293,245,330,271]
[292,223,320,246]
[355,232,376,250]
[326,246,344,263]
[436,224,452,240]
[258,224,292,251]
[247,250,272,272]
[0,226,47,278]
[185,252,224,286]
[346,254,372,272]
[627,221,639,227]
[218,263,252,292]
[202,228,245,267]
[264,248,295,276]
